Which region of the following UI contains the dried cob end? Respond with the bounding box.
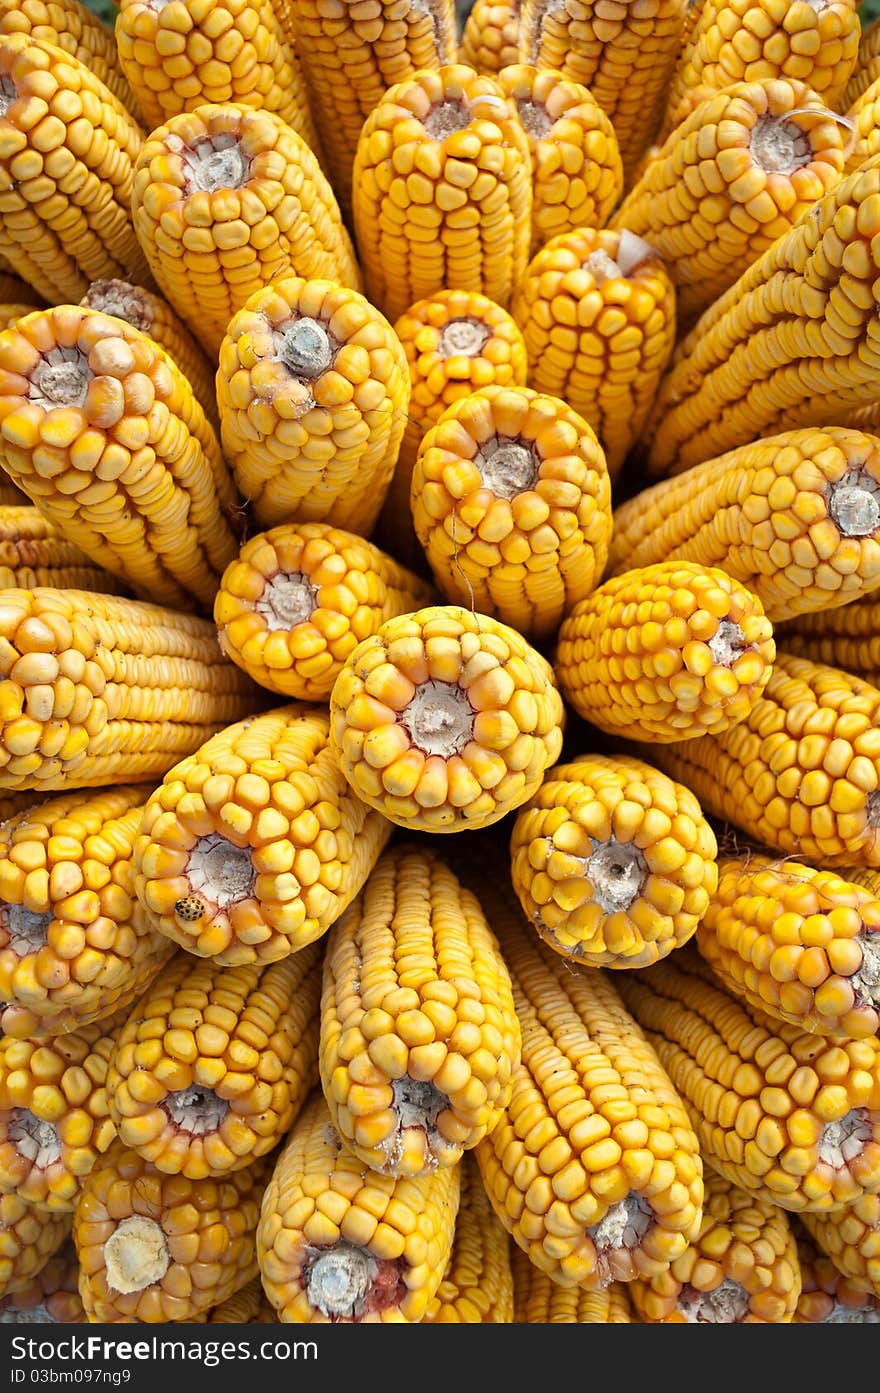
[305,1242,404,1319]
[104,1217,170,1295]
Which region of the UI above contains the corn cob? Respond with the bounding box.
[286,0,457,222]
[509,753,719,970]
[411,385,612,643]
[80,279,218,431]
[643,153,880,476]
[641,652,880,869]
[131,104,361,360]
[0,791,45,825]
[0,587,258,794]
[106,943,321,1180]
[511,1247,634,1321]
[216,276,409,534]
[319,842,520,1177]
[695,854,880,1041]
[842,15,880,110]
[0,272,40,309]
[512,228,677,481]
[0,508,125,595]
[215,523,433,703]
[0,35,151,307]
[472,886,704,1289]
[843,74,880,172]
[555,563,775,742]
[799,1194,880,1299]
[73,1142,268,1322]
[0,1194,69,1299]
[374,288,528,573]
[257,1090,460,1323]
[0,306,243,612]
[793,1221,880,1320]
[611,79,848,333]
[207,1274,276,1323]
[662,0,860,139]
[497,64,623,256]
[607,428,880,623]
[460,0,521,75]
[352,65,533,325]
[0,1006,126,1212]
[424,1154,514,1322]
[0,1235,85,1322]
[520,0,687,180]
[329,605,565,833]
[134,704,392,967]
[628,1165,801,1321]
[0,785,176,1042]
[114,0,318,147]
[615,947,880,1213]
[0,307,33,334]
[0,0,136,119]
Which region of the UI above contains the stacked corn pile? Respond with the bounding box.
[0,0,879,1332]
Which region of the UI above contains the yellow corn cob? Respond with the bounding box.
[0,785,176,1042]
[0,507,125,595]
[842,14,880,110]
[73,1142,269,1322]
[216,276,409,534]
[319,842,520,1177]
[472,885,704,1289]
[0,0,136,117]
[511,1246,634,1321]
[0,272,40,308]
[607,429,880,623]
[641,651,880,868]
[0,1194,69,1300]
[0,1235,85,1322]
[497,64,623,256]
[114,0,318,146]
[628,1165,801,1322]
[520,0,688,180]
[329,605,565,833]
[793,1221,880,1320]
[80,279,218,431]
[106,943,321,1181]
[800,1195,880,1299]
[555,562,775,742]
[0,306,243,612]
[0,35,151,306]
[662,0,860,139]
[615,947,880,1213]
[460,0,521,75]
[509,753,719,969]
[215,522,433,702]
[286,0,457,221]
[374,288,528,574]
[411,385,612,643]
[643,154,880,476]
[844,73,880,172]
[257,1090,460,1322]
[0,587,258,794]
[0,1006,126,1212]
[134,704,392,967]
[695,854,880,1041]
[424,1154,514,1322]
[131,103,361,360]
[512,228,677,481]
[611,79,848,333]
[206,1274,276,1323]
[352,64,533,325]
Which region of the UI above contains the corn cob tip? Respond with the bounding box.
[178,833,256,920]
[586,230,659,281]
[81,281,151,333]
[436,317,491,357]
[7,1109,61,1169]
[751,113,813,173]
[827,469,880,535]
[103,1217,170,1296]
[305,1242,402,1320]
[0,904,49,954]
[179,136,250,195]
[28,351,90,409]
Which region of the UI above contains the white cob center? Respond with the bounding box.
[817,1108,872,1167]
[587,1192,653,1284]
[29,349,91,409]
[475,436,540,499]
[382,1077,450,1172]
[401,680,475,757]
[0,76,17,116]
[183,135,249,193]
[517,98,553,138]
[708,620,747,667]
[438,317,491,358]
[0,905,52,955]
[163,1086,229,1135]
[7,1109,62,1168]
[750,114,811,174]
[104,1217,170,1295]
[425,99,471,138]
[584,839,648,914]
[827,470,880,536]
[678,1278,751,1323]
[307,1243,378,1318]
[825,1304,880,1323]
[853,933,880,1007]
[256,571,318,631]
[0,1304,56,1323]
[84,279,151,334]
[186,834,255,909]
[275,317,336,379]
